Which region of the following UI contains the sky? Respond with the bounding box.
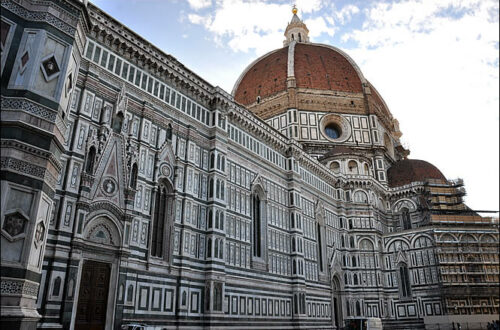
[92,0,499,215]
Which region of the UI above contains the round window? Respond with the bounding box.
[325,123,341,139]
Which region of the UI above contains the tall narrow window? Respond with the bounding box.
[253,195,261,257]
[151,182,171,258]
[317,223,323,272]
[401,208,411,230]
[85,147,96,174]
[129,163,138,189]
[112,112,124,133]
[399,263,412,298]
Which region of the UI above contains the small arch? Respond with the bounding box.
[353,190,368,203]
[363,163,370,175]
[330,161,340,173]
[347,160,358,174]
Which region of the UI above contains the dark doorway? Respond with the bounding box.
[332,276,343,328]
[76,260,111,330]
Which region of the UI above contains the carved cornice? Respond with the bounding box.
[87,3,214,103]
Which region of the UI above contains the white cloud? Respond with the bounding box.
[186,0,328,55]
[187,0,212,11]
[343,0,499,213]
[188,13,210,25]
[335,4,360,25]
[305,17,335,39]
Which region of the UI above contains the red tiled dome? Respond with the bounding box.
[233,43,364,106]
[387,159,446,187]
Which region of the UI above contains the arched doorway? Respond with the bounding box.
[332,276,344,329]
[73,215,122,330]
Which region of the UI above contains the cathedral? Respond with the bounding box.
[1,1,498,329]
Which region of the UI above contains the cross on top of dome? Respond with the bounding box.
[284,5,310,46]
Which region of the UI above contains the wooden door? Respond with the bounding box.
[75,260,111,330]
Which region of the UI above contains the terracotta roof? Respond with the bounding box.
[234,47,289,106]
[233,43,363,106]
[294,43,363,93]
[387,159,446,188]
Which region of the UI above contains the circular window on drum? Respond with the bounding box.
[325,123,341,139]
[320,114,351,143]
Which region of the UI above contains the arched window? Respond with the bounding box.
[209,178,214,198]
[210,153,215,169]
[401,208,411,230]
[252,194,262,257]
[182,291,187,306]
[344,274,348,285]
[129,163,138,189]
[127,285,134,302]
[151,182,172,258]
[399,263,412,298]
[221,157,225,172]
[213,282,223,311]
[207,238,212,258]
[166,123,173,140]
[218,240,223,259]
[353,274,358,285]
[85,147,96,174]
[216,180,220,198]
[346,300,351,316]
[356,301,361,316]
[363,163,370,175]
[219,213,224,231]
[354,191,368,203]
[208,210,213,228]
[217,155,221,170]
[214,239,219,259]
[330,161,340,173]
[348,160,358,174]
[220,182,225,200]
[352,256,357,267]
[291,34,295,40]
[52,276,61,296]
[298,33,302,42]
[112,112,124,133]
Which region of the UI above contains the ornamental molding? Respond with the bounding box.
[0,156,46,180]
[1,97,57,122]
[1,0,76,37]
[87,5,214,103]
[0,279,39,297]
